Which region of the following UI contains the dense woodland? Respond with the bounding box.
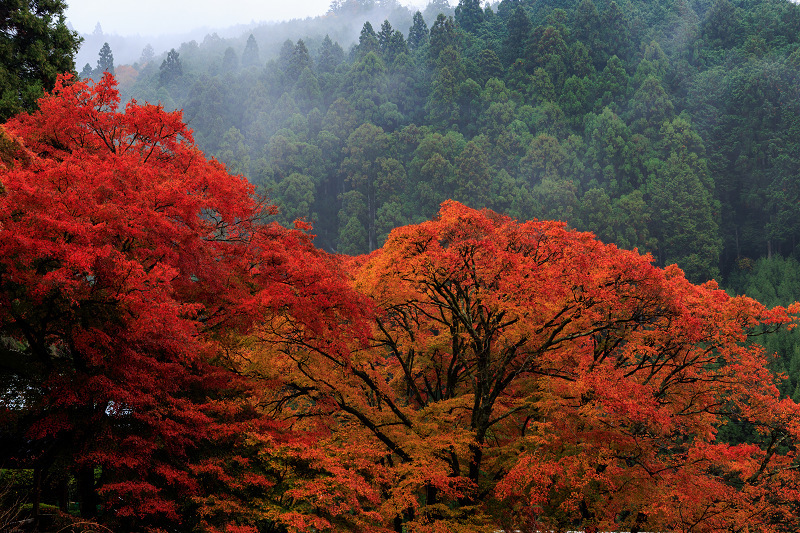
[88,0,800,398]
[97,0,800,280]
[4,0,800,531]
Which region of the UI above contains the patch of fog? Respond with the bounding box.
[72,22,259,71]
[71,0,462,70]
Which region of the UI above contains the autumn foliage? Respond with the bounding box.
[0,73,351,531]
[2,75,800,532]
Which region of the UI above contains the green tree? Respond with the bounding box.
[288,39,311,82]
[584,107,632,194]
[429,14,457,61]
[317,35,345,74]
[424,0,455,21]
[596,55,629,111]
[79,63,93,80]
[278,38,295,74]
[702,0,742,48]
[727,256,800,398]
[577,187,615,243]
[426,63,459,128]
[569,41,594,78]
[378,19,394,54]
[139,43,155,65]
[159,48,183,85]
[217,126,250,176]
[602,1,631,61]
[241,34,260,68]
[528,67,556,104]
[530,26,568,90]
[345,51,388,123]
[357,21,380,57]
[385,30,408,65]
[338,190,368,254]
[520,133,567,185]
[407,11,429,51]
[628,75,674,134]
[340,123,391,251]
[455,0,485,34]
[96,42,114,76]
[0,0,82,119]
[294,67,322,112]
[409,131,464,215]
[502,6,531,64]
[560,75,590,117]
[221,46,239,73]
[453,136,493,207]
[477,49,504,83]
[647,118,721,282]
[574,0,601,56]
[633,41,669,86]
[275,172,316,228]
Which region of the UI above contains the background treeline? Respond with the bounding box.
[88,0,800,390]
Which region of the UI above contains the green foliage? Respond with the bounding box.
[0,0,82,119]
[728,256,800,399]
[407,11,429,51]
[241,34,261,68]
[455,0,485,34]
[115,0,800,297]
[159,48,183,85]
[96,42,115,76]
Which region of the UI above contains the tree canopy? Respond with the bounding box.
[0,0,82,120]
[250,199,800,532]
[0,74,354,531]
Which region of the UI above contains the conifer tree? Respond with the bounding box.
[318,35,345,73]
[503,6,531,64]
[96,42,114,76]
[455,0,485,34]
[221,46,239,73]
[159,48,183,85]
[378,19,394,53]
[79,63,94,80]
[288,39,312,81]
[357,21,380,57]
[407,11,429,51]
[0,0,82,119]
[241,34,260,68]
[139,43,155,65]
[429,14,457,60]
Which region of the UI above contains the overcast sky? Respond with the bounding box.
[65,0,338,36]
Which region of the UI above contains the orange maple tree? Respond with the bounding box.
[262,200,800,532]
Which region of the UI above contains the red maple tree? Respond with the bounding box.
[0,73,328,531]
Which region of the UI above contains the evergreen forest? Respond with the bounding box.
[105,0,800,282]
[100,0,800,400]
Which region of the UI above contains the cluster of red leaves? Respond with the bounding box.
[0,74,378,532]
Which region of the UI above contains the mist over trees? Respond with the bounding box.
[73,0,800,410]
[89,0,800,283]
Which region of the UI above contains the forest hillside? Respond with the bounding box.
[93,0,800,283]
[84,0,800,397]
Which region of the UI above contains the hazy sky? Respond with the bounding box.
[65,0,337,36]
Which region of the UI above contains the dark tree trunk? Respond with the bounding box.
[78,465,97,518]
